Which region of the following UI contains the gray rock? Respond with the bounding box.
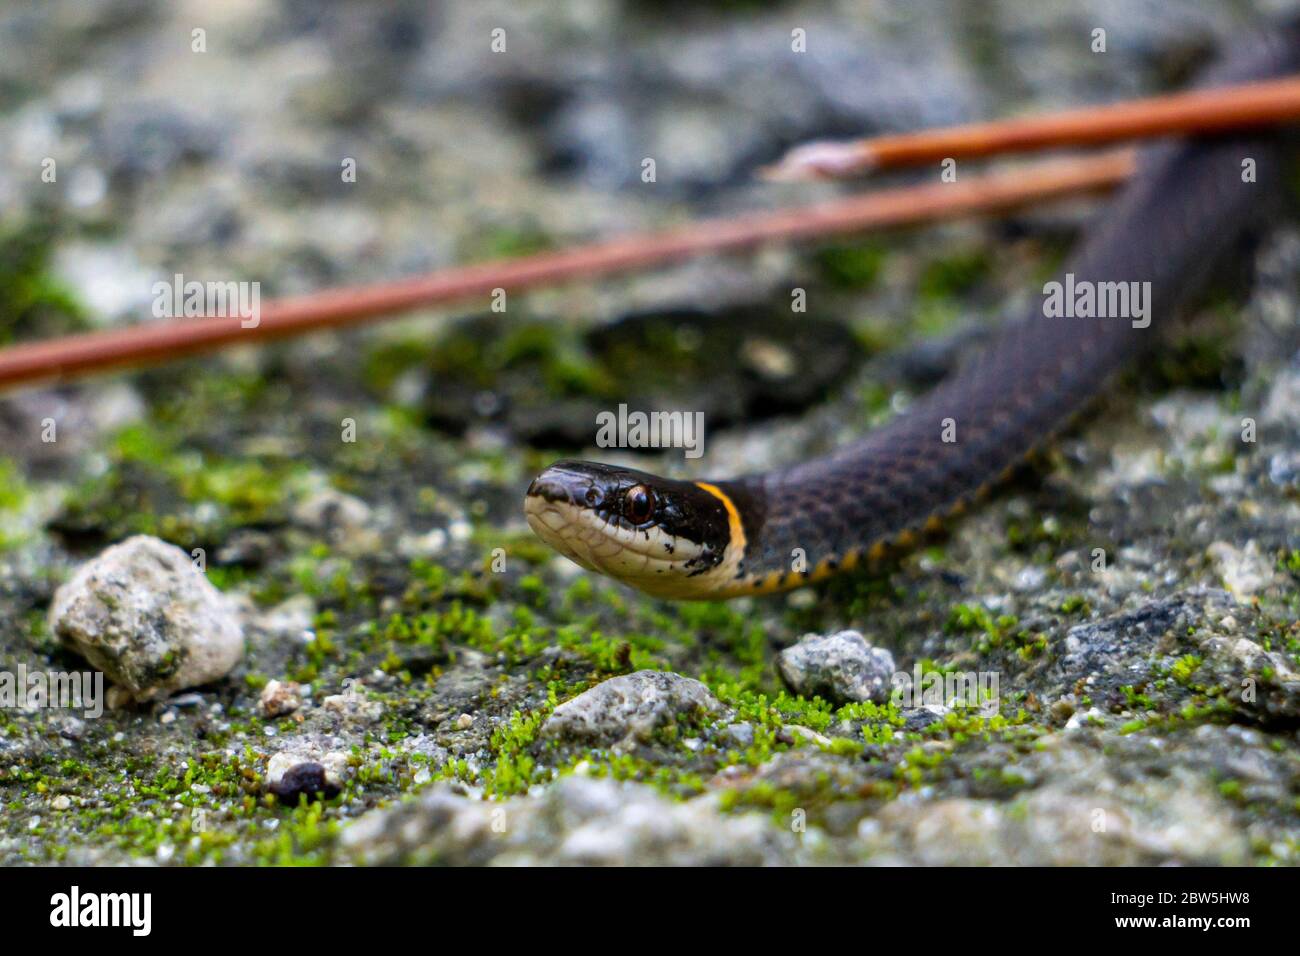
[722,722,755,748]
[777,630,895,704]
[861,740,1251,866]
[340,775,800,866]
[541,671,723,746]
[867,785,1246,866]
[48,536,244,702]
[1054,588,1233,688]
[246,594,316,643]
[0,383,144,464]
[1042,587,1300,724]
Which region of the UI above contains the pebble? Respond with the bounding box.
[48,536,245,702]
[1207,541,1276,598]
[321,681,384,723]
[541,671,723,746]
[292,488,372,533]
[268,762,340,804]
[777,630,896,704]
[291,488,380,554]
[265,744,349,804]
[260,680,304,718]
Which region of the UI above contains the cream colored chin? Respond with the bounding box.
[524,495,709,596]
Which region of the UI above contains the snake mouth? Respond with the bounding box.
[524,494,601,573]
[523,460,730,594]
[524,463,615,572]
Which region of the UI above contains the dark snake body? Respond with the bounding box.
[708,22,1300,595]
[525,22,1300,599]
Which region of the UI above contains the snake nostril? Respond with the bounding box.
[585,487,601,506]
[527,477,566,503]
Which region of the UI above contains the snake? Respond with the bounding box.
[525,21,1300,600]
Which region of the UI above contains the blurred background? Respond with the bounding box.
[2,0,1293,470]
[2,0,1291,314]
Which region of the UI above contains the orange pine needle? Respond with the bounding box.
[763,75,1300,180]
[0,151,1135,391]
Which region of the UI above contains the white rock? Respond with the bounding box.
[48,536,244,702]
[1207,541,1276,598]
[321,680,384,723]
[249,595,316,642]
[292,488,371,532]
[291,488,379,553]
[266,749,348,790]
[260,679,303,718]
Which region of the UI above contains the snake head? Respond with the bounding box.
[524,459,737,598]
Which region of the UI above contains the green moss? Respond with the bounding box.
[1120,684,1153,709]
[1059,595,1090,616]
[287,548,374,613]
[912,298,962,338]
[812,241,887,289]
[1147,325,1238,390]
[480,697,556,797]
[376,315,615,407]
[0,225,87,344]
[1170,654,1202,687]
[59,419,311,541]
[0,459,33,551]
[1117,697,1236,737]
[472,529,554,568]
[461,225,555,262]
[917,248,992,300]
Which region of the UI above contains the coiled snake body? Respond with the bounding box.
[526,23,1300,600]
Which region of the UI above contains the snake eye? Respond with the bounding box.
[624,484,655,524]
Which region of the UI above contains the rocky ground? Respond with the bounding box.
[0,0,1297,865]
